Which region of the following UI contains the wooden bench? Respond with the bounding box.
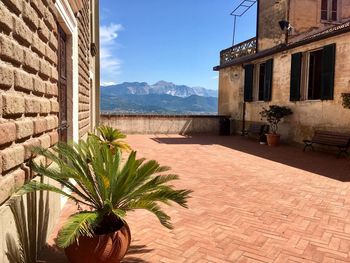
[246,124,269,143]
[303,131,350,158]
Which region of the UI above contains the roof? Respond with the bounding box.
[214,21,350,71]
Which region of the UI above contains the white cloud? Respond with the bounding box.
[100,23,123,84]
[101,81,117,86]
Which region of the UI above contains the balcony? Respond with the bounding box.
[220,37,257,65]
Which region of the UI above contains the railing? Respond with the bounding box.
[220,37,257,65]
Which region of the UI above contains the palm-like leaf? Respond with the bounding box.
[17,129,192,249]
[56,212,99,248]
[90,126,131,152]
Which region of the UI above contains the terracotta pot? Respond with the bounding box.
[266,133,281,147]
[65,222,131,263]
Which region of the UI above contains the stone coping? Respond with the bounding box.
[101,114,229,119]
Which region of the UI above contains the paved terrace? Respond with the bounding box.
[42,135,350,262]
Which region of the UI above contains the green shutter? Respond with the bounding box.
[290,53,302,101]
[264,59,273,101]
[244,64,254,102]
[321,43,336,100]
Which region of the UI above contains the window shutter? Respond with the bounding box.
[321,43,336,100]
[290,53,302,101]
[264,59,273,101]
[244,64,254,102]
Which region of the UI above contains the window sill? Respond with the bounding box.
[320,20,342,25]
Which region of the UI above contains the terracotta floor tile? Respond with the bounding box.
[40,135,350,262]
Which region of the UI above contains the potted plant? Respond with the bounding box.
[259,105,293,146]
[17,128,192,263]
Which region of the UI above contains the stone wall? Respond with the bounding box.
[0,1,61,261]
[78,0,92,138]
[0,0,97,261]
[289,0,350,36]
[257,0,288,51]
[101,115,225,135]
[218,33,350,144]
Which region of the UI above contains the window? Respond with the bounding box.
[307,49,323,100]
[244,59,273,102]
[258,63,266,101]
[289,44,336,102]
[321,0,339,21]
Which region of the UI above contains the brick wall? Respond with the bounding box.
[0,0,59,204]
[78,0,91,138]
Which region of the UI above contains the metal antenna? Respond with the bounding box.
[230,0,257,46]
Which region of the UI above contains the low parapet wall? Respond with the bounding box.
[100,114,227,135]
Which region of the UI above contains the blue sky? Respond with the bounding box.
[99,0,257,90]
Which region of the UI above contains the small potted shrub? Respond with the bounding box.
[17,127,192,263]
[259,105,293,146]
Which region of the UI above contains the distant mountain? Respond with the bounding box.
[100,81,218,115]
[101,81,218,98]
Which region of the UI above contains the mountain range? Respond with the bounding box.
[100,81,218,114]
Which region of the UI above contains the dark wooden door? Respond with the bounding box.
[58,24,68,142]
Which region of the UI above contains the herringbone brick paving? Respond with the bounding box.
[42,135,350,262]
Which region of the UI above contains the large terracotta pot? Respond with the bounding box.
[65,222,131,263]
[266,133,281,147]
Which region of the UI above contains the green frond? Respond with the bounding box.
[126,200,173,229]
[57,212,100,249]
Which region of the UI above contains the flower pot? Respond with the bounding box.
[266,133,281,147]
[65,221,131,263]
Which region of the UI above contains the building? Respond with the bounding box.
[0,0,100,260]
[215,0,350,143]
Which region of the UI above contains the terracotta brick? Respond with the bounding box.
[22,2,39,30]
[12,42,24,65]
[46,116,58,130]
[23,50,40,73]
[0,169,26,203]
[38,134,51,149]
[14,69,34,92]
[33,155,46,166]
[49,131,58,145]
[32,35,45,57]
[1,145,24,172]
[45,45,57,65]
[30,0,45,18]
[3,0,21,14]
[40,99,51,114]
[39,20,50,43]
[0,122,16,145]
[0,2,13,32]
[39,60,51,79]
[23,138,40,160]
[49,32,58,51]
[46,82,58,96]
[0,35,13,61]
[50,100,59,113]
[0,174,15,204]
[44,8,56,31]
[33,77,46,94]
[13,18,31,46]
[15,119,34,139]
[51,67,58,82]
[3,94,25,116]
[34,118,47,134]
[0,65,14,89]
[25,97,41,114]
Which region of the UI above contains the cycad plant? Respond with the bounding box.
[17,135,192,249]
[89,125,131,153]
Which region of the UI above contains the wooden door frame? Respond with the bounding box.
[55,0,80,143]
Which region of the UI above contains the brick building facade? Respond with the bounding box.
[0,0,99,260]
[215,0,350,144]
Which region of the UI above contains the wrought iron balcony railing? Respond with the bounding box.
[220,37,257,65]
